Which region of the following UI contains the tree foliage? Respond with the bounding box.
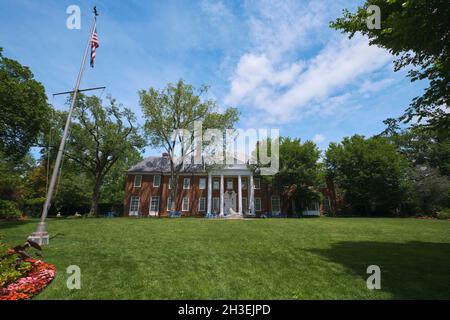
[331,0,450,132]
[139,80,238,212]
[0,48,50,160]
[405,165,449,214]
[325,135,408,215]
[57,94,145,215]
[255,137,322,213]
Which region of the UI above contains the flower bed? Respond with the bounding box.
[0,258,56,300]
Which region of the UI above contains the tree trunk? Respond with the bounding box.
[89,177,102,216]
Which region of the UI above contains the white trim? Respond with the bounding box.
[212,197,220,213]
[254,197,262,212]
[254,178,261,190]
[242,197,247,214]
[133,175,142,187]
[129,196,140,215]
[271,195,281,214]
[226,178,233,190]
[149,196,160,215]
[199,178,206,190]
[183,178,191,190]
[166,197,173,211]
[153,175,161,187]
[198,197,206,212]
[242,177,247,190]
[182,197,189,211]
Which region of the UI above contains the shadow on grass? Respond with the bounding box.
[308,241,450,299]
[0,219,36,230]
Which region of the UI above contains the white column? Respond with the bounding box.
[207,172,212,213]
[249,175,255,215]
[238,175,242,214]
[220,175,224,215]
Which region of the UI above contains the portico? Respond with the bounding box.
[207,164,255,217]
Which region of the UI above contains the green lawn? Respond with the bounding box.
[1,217,450,299]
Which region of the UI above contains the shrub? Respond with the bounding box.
[0,200,21,219]
[436,209,450,220]
[22,197,45,217]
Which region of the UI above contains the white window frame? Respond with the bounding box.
[166,197,174,211]
[199,178,206,190]
[226,179,233,190]
[213,179,220,190]
[129,196,140,215]
[271,196,281,214]
[149,196,160,215]
[242,197,248,213]
[254,197,262,212]
[242,178,247,190]
[168,177,172,189]
[182,197,189,212]
[254,178,261,190]
[153,175,161,187]
[183,178,191,190]
[213,197,220,212]
[198,197,206,212]
[133,175,142,187]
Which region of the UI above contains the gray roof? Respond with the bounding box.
[127,156,205,173]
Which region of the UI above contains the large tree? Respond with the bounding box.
[331,0,450,133]
[0,48,50,160]
[139,80,238,212]
[325,135,408,215]
[56,94,145,216]
[254,137,322,214]
[388,126,450,178]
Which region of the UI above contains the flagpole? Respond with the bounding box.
[29,7,99,245]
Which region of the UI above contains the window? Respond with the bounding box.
[213,179,220,190]
[166,197,174,211]
[133,175,142,187]
[227,179,233,190]
[150,196,160,214]
[182,197,189,211]
[168,178,172,189]
[254,178,261,189]
[242,197,248,213]
[242,178,247,190]
[198,197,206,211]
[153,175,161,187]
[199,178,206,190]
[183,178,191,189]
[271,196,281,214]
[213,197,220,213]
[322,196,331,213]
[129,196,140,215]
[254,197,262,211]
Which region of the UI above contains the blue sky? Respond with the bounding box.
[0,0,426,157]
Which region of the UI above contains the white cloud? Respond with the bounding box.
[224,1,394,125]
[358,78,395,94]
[226,36,392,123]
[312,134,325,143]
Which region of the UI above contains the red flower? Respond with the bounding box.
[0,258,56,300]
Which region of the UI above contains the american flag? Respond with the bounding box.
[90,27,99,68]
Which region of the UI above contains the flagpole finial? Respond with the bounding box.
[93,6,98,16]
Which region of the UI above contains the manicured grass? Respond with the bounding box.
[1,217,450,299]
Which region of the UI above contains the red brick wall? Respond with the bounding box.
[124,173,294,217]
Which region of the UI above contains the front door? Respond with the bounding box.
[223,191,236,215]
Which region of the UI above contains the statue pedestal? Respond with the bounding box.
[28,222,49,245]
